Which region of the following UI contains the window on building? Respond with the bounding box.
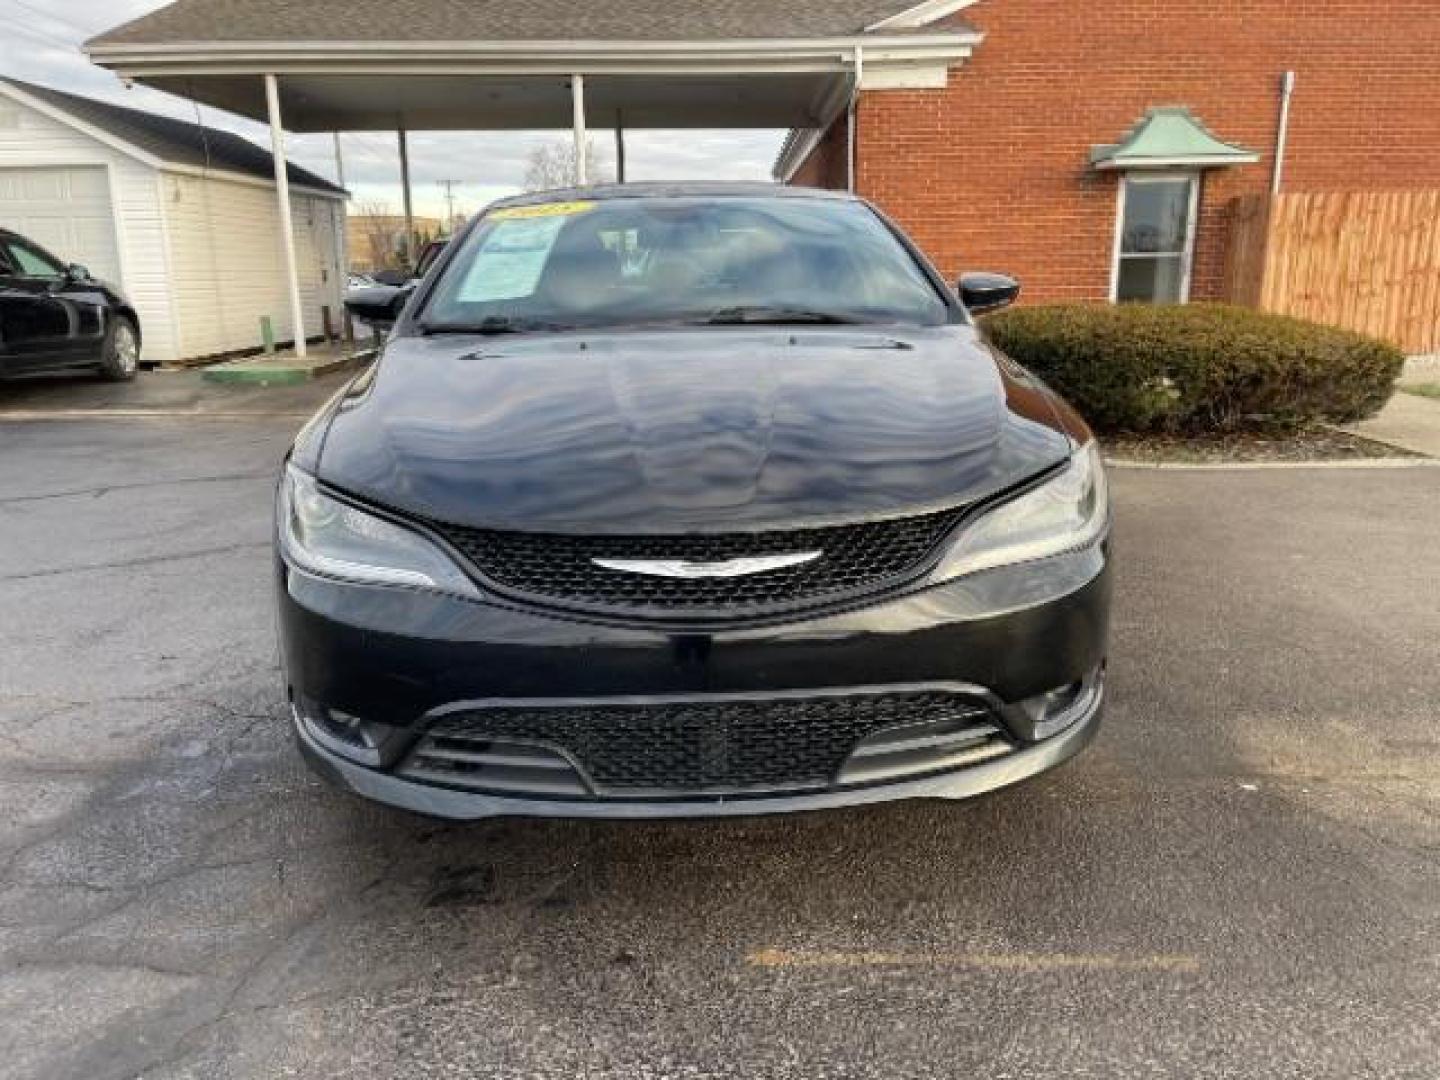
[1112,173,1198,303]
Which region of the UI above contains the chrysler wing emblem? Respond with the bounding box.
[591,551,822,579]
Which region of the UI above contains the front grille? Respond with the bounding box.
[432,507,967,615]
[403,691,1002,797]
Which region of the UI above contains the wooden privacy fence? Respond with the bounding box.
[1222,189,1440,354]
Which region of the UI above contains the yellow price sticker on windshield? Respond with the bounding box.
[489,201,595,221]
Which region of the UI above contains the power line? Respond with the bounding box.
[5,20,79,52]
[6,0,98,39]
[353,133,399,161]
[340,142,397,172]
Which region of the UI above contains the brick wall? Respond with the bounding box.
[801,0,1440,303]
[789,117,850,190]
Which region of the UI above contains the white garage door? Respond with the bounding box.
[0,166,122,285]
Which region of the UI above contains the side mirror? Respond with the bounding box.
[344,283,414,329]
[958,272,1020,314]
[65,263,91,283]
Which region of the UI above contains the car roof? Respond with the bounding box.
[0,228,52,251]
[485,183,859,212]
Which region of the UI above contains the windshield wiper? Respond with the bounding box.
[418,316,569,336]
[697,305,867,326]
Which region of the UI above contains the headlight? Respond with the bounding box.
[933,441,1109,581]
[278,464,480,598]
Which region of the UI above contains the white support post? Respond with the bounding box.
[571,74,588,185]
[398,123,414,266]
[264,74,306,358]
[332,132,346,190]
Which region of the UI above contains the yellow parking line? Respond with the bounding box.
[746,948,1200,973]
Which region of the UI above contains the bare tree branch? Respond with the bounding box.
[523,138,615,191]
[354,200,403,271]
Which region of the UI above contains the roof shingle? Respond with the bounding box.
[90,0,924,46]
[1,78,345,195]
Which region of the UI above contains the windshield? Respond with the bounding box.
[421,196,951,331]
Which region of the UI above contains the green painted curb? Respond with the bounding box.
[201,352,368,385]
[202,364,316,385]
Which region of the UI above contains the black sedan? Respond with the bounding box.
[277,184,1111,820]
[0,228,140,381]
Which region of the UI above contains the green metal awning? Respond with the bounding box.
[1090,106,1259,170]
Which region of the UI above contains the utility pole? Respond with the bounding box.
[439,178,458,233]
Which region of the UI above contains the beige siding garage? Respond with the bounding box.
[162,173,343,360]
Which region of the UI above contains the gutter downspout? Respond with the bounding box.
[847,45,864,193]
[1271,71,1296,195]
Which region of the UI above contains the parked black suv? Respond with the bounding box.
[277,185,1112,820]
[0,228,140,380]
[345,237,450,329]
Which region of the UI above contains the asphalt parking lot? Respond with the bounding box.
[2,382,1438,1079]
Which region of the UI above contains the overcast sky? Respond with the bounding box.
[0,0,787,219]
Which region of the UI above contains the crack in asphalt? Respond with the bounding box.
[101,850,413,1080]
[0,697,287,886]
[4,847,339,912]
[7,956,205,980]
[0,471,277,507]
[0,541,271,582]
[0,693,280,747]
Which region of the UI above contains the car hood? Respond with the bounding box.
[314,325,1073,533]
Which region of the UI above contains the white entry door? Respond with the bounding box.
[0,166,122,286]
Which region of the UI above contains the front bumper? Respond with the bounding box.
[278,543,1111,820]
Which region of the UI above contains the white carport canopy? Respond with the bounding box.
[87,0,983,356]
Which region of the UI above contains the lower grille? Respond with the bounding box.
[398,691,1008,799]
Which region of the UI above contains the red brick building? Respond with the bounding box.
[776,0,1440,307]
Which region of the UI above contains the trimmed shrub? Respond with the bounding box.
[981,303,1404,434]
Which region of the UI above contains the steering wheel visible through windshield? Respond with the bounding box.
[420,196,952,332]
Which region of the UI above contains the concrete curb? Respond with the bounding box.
[1107,456,1440,471]
[199,346,377,385]
[0,409,315,422]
